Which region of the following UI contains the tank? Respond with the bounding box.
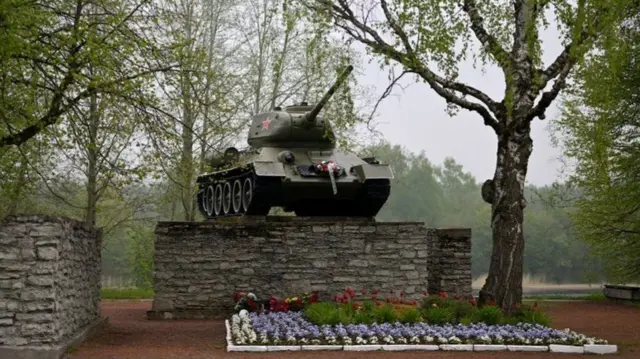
[195,65,393,219]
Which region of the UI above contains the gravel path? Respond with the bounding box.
[69,300,640,359]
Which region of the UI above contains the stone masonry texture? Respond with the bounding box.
[0,215,102,348]
[149,219,472,319]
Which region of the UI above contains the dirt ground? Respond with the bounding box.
[69,300,640,359]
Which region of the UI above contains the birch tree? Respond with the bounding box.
[147,0,244,221]
[231,0,371,147]
[300,0,633,309]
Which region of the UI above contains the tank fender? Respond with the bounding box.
[253,161,287,177]
[350,163,394,181]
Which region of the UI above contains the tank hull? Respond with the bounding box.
[195,148,393,219]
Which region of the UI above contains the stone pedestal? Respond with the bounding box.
[148,217,472,319]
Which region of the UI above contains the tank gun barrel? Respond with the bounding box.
[302,65,354,124]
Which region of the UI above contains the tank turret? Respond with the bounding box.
[195,65,394,220]
[247,65,353,149]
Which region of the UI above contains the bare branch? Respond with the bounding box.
[367,69,412,124]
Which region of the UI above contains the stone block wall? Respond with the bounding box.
[149,218,472,319]
[0,215,103,355]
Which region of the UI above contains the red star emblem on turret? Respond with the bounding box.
[261,118,271,130]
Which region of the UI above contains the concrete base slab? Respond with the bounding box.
[0,316,108,359]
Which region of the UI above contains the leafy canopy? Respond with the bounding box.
[552,12,640,283]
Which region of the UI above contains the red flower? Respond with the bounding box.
[386,298,391,303]
[361,289,367,296]
[438,291,448,298]
[310,292,319,303]
[533,302,539,310]
[373,288,379,295]
[488,299,496,306]
[352,303,360,310]
[469,298,477,306]
[400,291,405,297]
[232,292,246,302]
[423,290,429,296]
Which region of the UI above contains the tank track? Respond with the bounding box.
[197,166,391,219]
[196,165,277,219]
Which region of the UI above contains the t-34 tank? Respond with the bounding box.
[196,65,393,219]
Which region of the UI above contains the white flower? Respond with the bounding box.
[410,336,420,344]
[343,337,353,345]
[239,309,249,318]
[356,336,367,344]
[383,335,394,344]
[311,339,321,345]
[423,335,435,343]
[369,336,378,344]
[448,336,462,344]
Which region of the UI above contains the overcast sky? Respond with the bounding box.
[355,16,568,187]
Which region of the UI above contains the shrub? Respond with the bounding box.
[372,303,397,323]
[452,299,478,321]
[400,308,422,324]
[471,305,504,325]
[422,306,455,325]
[513,302,552,326]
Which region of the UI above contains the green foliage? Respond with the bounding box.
[513,304,552,327]
[422,307,455,325]
[304,301,403,325]
[470,306,504,325]
[100,287,154,300]
[399,308,421,324]
[551,8,640,283]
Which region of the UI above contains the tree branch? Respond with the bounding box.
[462,0,512,70]
[528,59,573,121]
[307,0,502,134]
[0,65,177,148]
[535,2,604,91]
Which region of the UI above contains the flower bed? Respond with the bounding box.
[225,289,617,354]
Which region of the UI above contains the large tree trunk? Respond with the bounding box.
[478,119,533,312]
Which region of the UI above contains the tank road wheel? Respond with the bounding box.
[200,187,209,216]
[242,177,253,212]
[222,181,232,214]
[232,179,242,213]
[205,184,215,217]
[214,184,223,216]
